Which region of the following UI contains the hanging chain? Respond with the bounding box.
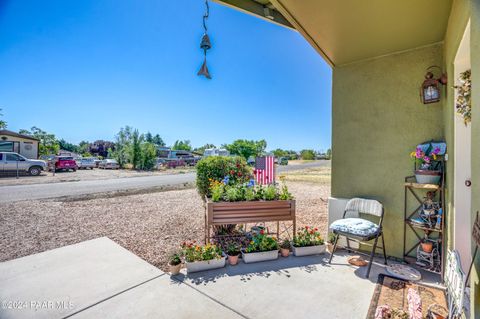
[202,0,209,34]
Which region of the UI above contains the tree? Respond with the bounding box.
[140,142,157,170]
[272,148,288,158]
[0,108,6,129]
[20,126,59,156]
[152,134,165,147]
[300,149,316,160]
[326,148,332,160]
[111,126,132,168]
[224,139,267,160]
[128,129,143,169]
[145,132,153,143]
[78,141,90,155]
[172,140,192,151]
[58,139,79,153]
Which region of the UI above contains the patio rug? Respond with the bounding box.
[366,274,448,319]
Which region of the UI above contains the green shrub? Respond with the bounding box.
[244,187,255,201]
[196,156,251,198]
[263,185,278,200]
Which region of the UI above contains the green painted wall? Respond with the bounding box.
[470,1,480,315]
[331,44,445,258]
[443,0,479,317]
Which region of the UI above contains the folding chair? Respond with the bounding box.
[328,198,387,278]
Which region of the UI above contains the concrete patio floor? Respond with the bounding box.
[0,237,441,319]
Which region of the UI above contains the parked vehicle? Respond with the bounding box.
[99,159,120,169]
[165,159,186,168]
[76,157,96,170]
[278,157,289,165]
[50,156,78,172]
[203,148,230,157]
[0,152,47,176]
[94,159,102,168]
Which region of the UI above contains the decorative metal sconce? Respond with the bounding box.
[421,66,447,104]
[197,0,212,79]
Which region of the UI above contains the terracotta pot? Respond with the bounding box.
[280,248,290,257]
[169,263,181,275]
[421,241,433,253]
[327,243,334,253]
[228,254,239,266]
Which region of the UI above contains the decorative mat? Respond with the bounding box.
[366,274,448,319]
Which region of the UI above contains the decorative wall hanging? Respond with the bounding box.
[197,0,212,79]
[454,69,471,125]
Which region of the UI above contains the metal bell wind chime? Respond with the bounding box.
[197,0,212,79]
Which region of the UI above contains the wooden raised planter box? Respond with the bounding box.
[205,199,296,242]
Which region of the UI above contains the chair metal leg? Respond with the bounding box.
[346,237,351,253]
[381,233,387,265]
[366,235,379,278]
[328,233,340,264]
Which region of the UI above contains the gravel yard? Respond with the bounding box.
[0,181,329,271]
[0,167,195,186]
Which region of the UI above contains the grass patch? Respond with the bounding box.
[279,166,331,185]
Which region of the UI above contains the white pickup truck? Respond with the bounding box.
[0,152,47,176]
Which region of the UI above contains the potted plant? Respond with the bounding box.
[327,232,336,253]
[292,226,326,256]
[242,230,279,263]
[279,239,291,257]
[181,241,226,273]
[421,238,433,253]
[410,146,442,184]
[168,252,182,275]
[225,242,241,266]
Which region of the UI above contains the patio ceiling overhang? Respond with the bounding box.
[214,0,453,67]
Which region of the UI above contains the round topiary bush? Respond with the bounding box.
[196,156,252,199]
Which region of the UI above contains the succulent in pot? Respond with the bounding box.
[168,252,182,275]
[279,239,291,257]
[226,242,241,266]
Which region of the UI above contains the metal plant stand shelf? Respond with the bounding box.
[403,166,446,278]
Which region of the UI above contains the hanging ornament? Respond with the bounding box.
[197,0,212,79]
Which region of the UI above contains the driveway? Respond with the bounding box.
[0,161,330,203]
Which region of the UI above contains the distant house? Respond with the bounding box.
[0,129,39,159]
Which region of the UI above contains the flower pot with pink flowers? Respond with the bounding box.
[410,144,444,185]
[291,226,325,256]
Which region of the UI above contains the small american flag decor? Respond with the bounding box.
[254,156,275,185]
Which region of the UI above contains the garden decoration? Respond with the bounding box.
[242,230,279,263]
[197,0,212,79]
[181,241,226,273]
[291,226,325,256]
[454,69,471,125]
[410,141,446,185]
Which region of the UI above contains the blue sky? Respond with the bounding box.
[0,0,331,151]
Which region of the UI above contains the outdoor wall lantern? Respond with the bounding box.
[421,66,447,104]
[197,0,212,79]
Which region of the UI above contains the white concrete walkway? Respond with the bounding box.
[0,237,440,319]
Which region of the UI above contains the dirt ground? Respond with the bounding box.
[0,177,330,271]
[0,166,195,186]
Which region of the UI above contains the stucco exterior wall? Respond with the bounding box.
[331,44,445,258]
[443,0,479,316]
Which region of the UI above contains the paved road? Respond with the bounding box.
[0,160,330,203]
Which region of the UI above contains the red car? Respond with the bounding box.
[50,156,78,172]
